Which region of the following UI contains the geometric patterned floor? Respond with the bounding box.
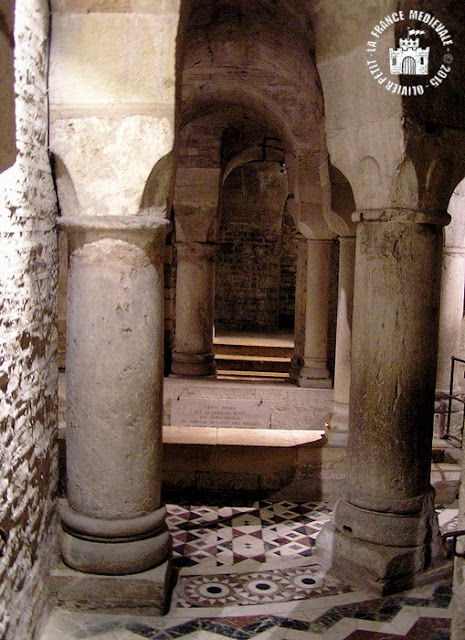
[39,501,459,640]
[169,500,332,570]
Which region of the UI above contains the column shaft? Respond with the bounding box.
[60,216,170,575]
[332,208,448,594]
[289,235,307,382]
[436,247,465,393]
[298,239,332,388]
[172,242,216,377]
[327,236,355,446]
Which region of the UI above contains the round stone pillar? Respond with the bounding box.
[327,236,356,446]
[289,235,307,383]
[436,246,465,393]
[59,216,171,575]
[332,208,449,594]
[298,239,332,388]
[171,242,217,377]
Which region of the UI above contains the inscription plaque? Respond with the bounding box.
[170,397,271,429]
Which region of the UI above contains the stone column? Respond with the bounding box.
[171,242,217,377]
[436,246,465,393]
[59,216,171,576]
[298,238,332,388]
[331,208,449,594]
[326,236,356,445]
[289,235,307,383]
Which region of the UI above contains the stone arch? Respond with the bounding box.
[180,84,298,169]
[329,163,356,232]
[139,151,175,218]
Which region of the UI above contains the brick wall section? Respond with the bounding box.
[215,162,291,332]
[278,207,298,329]
[0,1,59,639]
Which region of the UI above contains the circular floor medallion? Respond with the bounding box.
[198,582,232,599]
[247,579,279,595]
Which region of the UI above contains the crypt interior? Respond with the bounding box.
[2,0,465,639]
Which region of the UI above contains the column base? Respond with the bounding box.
[329,526,451,595]
[298,365,332,388]
[326,401,349,446]
[316,494,447,595]
[60,502,171,575]
[171,351,216,377]
[50,557,173,615]
[289,356,304,384]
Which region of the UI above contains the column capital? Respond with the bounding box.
[352,208,451,226]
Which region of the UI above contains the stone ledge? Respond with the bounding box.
[162,426,325,447]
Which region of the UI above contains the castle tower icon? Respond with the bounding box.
[389,29,430,75]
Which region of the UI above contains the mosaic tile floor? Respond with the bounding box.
[40,501,458,640]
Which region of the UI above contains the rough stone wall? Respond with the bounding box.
[278,207,298,329]
[215,161,290,332]
[0,0,59,638]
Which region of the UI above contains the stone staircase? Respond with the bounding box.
[213,330,293,379]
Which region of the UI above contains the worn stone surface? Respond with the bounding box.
[164,378,333,432]
[49,0,181,219]
[50,557,172,614]
[60,219,171,576]
[0,1,59,638]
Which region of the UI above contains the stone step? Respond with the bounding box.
[214,342,294,358]
[214,354,291,373]
[216,369,290,380]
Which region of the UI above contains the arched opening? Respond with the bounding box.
[213,134,297,379]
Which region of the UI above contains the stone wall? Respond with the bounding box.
[278,206,299,329]
[0,0,59,638]
[215,161,292,332]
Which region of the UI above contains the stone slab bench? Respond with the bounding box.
[162,426,324,447]
[160,426,349,500]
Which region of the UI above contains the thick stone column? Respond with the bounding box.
[298,239,332,388]
[289,235,307,382]
[171,242,217,377]
[332,208,449,594]
[59,216,171,576]
[436,246,465,393]
[326,236,356,445]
